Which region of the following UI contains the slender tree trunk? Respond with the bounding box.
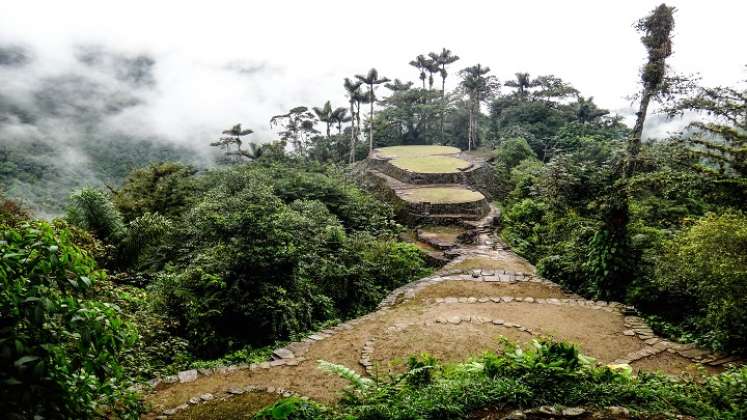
[326,123,331,139]
[368,85,374,153]
[349,102,357,163]
[467,103,473,152]
[440,72,446,143]
[627,88,652,176]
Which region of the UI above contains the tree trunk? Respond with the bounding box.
[440,72,446,143]
[349,103,356,164]
[467,101,473,152]
[326,123,331,139]
[369,85,374,153]
[627,88,652,176]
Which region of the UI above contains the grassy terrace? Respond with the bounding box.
[400,187,484,204]
[390,156,472,173]
[376,145,461,158]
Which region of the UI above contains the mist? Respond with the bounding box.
[1,0,745,214]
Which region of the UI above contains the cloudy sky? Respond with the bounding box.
[1,0,745,144]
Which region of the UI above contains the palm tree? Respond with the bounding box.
[344,78,365,163]
[355,68,390,153]
[504,72,540,99]
[429,48,460,141]
[424,58,439,90]
[313,101,334,138]
[409,55,429,89]
[330,107,350,134]
[459,64,498,151]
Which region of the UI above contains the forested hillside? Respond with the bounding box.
[1,2,746,419]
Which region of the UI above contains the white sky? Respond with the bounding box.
[1,0,745,143]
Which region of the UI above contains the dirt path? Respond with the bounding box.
[143,230,739,418]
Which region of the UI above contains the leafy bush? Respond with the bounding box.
[112,161,197,222]
[655,211,747,352]
[148,164,428,357]
[0,221,141,419]
[285,340,747,419]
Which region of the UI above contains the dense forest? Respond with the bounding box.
[2,3,746,419]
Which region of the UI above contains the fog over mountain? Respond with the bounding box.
[1,0,745,214]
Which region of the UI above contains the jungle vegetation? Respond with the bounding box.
[1,3,746,419]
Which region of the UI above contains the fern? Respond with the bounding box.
[317,360,374,389]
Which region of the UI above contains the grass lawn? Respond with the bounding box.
[376,145,461,158]
[402,187,484,204]
[391,156,471,173]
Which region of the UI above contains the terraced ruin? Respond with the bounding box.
[142,146,743,419]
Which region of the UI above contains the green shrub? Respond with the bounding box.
[656,211,747,352]
[0,221,142,419]
[298,340,747,419]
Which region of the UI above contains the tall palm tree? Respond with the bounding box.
[344,77,365,163]
[313,101,334,138]
[355,68,390,153]
[429,48,460,141]
[330,107,350,134]
[459,64,498,151]
[504,72,540,98]
[424,58,439,90]
[409,55,429,89]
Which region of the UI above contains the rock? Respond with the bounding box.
[709,355,742,366]
[176,404,189,411]
[502,296,514,303]
[197,368,214,376]
[645,338,660,345]
[162,375,178,384]
[478,297,489,303]
[178,369,198,383]
[523,297,535,303]
[227,387,245,395]
[492,319,505,325]
[458,297,469,303]
[259,362,271,369]
[189,397,201,404]
[471,269,481,278]
[622,329,635,336]
[490,297,502,303]
[561,407,587,416]
[503,410,526,419]
[200,393,214,401]
[435,298,445,303]
[444,297,458,304]
[605,406,630,416]
[447,316,462,325]
[162,408,177,416]
[147,378,162,388]
[467,297,477,303]
[272,348,295,360]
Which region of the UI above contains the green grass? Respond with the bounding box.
[402,187,484,204]
[390,156,472,173]
[377,145,461,158]
[172,392,280,419]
